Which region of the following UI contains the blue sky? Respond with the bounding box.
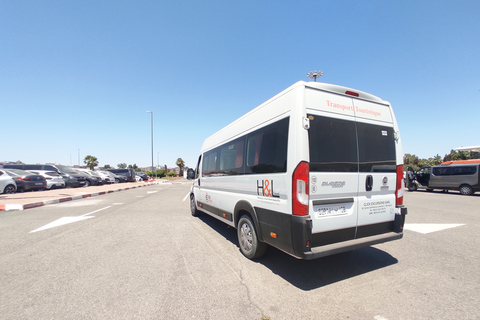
[1,1,479,169]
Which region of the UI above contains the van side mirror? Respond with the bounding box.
[187,170,195,180]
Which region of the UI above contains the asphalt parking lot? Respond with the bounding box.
[1,186,478,319]
[0,179,189,211]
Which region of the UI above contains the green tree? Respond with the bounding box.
[176,158,185,176]
[155,169,165,178]
[404,153,420,172]
[84,155,99,170]
[103,164,111,169]
[424,154,443,167]
[118,163,127,169]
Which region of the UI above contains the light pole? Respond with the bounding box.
[146,110,154,180]
[307,70,324,82]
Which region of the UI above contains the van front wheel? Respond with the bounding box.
[190,195,201,216]
[459,184,474,195]
[237,215,267,259]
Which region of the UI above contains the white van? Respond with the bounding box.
[189,81,407,260]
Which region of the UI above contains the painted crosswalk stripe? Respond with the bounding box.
[404,223,465,234]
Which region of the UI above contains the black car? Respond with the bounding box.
[135,172,149,181]
[4,169,46,192]
[113,174,127,183]
[73,170,102,187]
[106,169,136,182]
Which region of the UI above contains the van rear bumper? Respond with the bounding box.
[301,231,403,260]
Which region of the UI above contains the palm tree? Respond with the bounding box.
[176,158,185,176]
[84,155,99,170]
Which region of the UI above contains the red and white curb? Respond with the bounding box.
[0,182,158,212]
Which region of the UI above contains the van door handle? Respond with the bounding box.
[365,175,373,191]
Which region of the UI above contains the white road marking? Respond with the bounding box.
[30,206,111,233]
[404,223,465,234]
[147,190,158,194]
[183,192,190,202]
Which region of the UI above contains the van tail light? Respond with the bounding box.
[345,90,359,97]
[292,161,309,216]
[396,165,404,206]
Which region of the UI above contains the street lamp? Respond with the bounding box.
[307,70,324,82]
[146,110,154,180]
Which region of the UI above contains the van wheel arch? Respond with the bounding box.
[234,201,263,242]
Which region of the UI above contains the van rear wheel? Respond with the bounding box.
[459,184,473,195]
[237,215,267,259]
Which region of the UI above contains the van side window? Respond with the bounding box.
[202,150,219,176]
[433,167,451,176]
[308,115,358,172]
[434,165,477,176]
[245,117,289,174]
[219,138,244,175]
[453,166,477,175]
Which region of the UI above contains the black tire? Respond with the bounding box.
[408,183,418,191]
[190,194,201,217]
[4,184,16,194]
[237,215,267,259]
[459,184,474,195]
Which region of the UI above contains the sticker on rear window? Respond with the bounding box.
[382,130,388,136]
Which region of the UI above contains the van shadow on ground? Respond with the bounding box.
[198,214,398,291]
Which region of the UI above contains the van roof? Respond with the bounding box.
[304,81,386,103]
[440,159,480,165]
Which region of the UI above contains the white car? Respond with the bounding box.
[0,169,17,194]
[28,170,65,189]
[98,170,117,184]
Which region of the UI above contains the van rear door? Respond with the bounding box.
[306,90,359,245]
[305,87,397,246]
[353,99,397,238]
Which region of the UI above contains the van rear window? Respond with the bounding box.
[308,115,396,173]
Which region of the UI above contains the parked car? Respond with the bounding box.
[87,170,108,185]
[98,170,117,184]
[3,169,46,192]
[73,169,103,187]
[0,170,17,194]
[113,174,127,183]
[105,168,136,182]
[2,164,86,188]
[27,170,65,189]
[135,172,149,181]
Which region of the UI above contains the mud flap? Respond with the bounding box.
[393,207,408,233]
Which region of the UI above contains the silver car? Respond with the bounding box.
[28,170,66,189]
